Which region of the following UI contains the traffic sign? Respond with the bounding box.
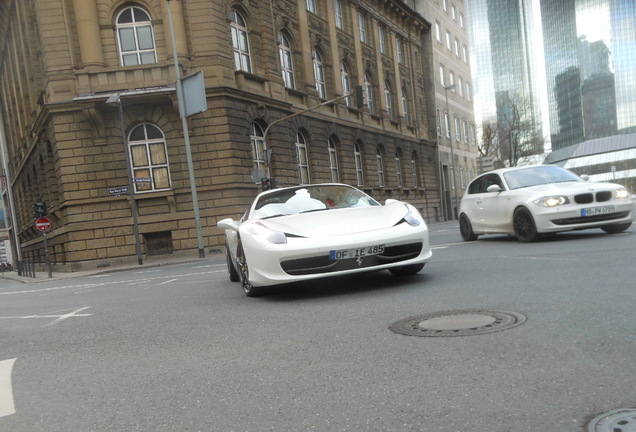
[35,217,51,232]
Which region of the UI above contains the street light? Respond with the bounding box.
[444,84,459,219]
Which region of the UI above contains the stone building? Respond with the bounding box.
[0,0,439,271]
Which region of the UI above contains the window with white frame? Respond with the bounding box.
[458,76,464,97]
[365,73,374,114]
[295,132,310,184]
[449,71,455,89]
[460,167,465,189]
[379,27,386,54]
[463,120,469,143]
[128,123,170,192]
[471,123,476,145]
[313,49,326,99]
[278,33,295,89]
[334,0,343,29]
[463,45,468,63]
[358,12,367,43]
[440,64,446,86]
[328,138,340,182]
[354,143,364,186]
[341,62,352,107]
[401,88,408,122]
[460,13,464,28]
[250,123,266,176]
[466,82,471,101]
[411,152,418,188]
[396,37,403,64]
[436,108,442,135]
[395,151,402,187]
[116,6,157,66]
[384,81,393,119]
[455,116,461,142]
[443,0,448,12]
[454,38,460,57]
[307,0,316,14]
[446,31,451,50]
[445,111,451,138]
[376,147,385,187]
[435,22,441,42]
[451,4,456,20]
[230,9,252,72]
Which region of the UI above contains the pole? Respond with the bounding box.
[116,99,143,265]
[42,232,52,278]
[167,0,205,258]
[445,84,459,220]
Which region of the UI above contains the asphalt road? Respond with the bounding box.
[1,223,635,431]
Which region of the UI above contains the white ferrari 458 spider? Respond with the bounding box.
[217,183,432,296]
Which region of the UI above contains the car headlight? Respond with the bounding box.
[249,222,287,244]
[615,188,630,199]
[534,196,570,207]
[404,204,424,227]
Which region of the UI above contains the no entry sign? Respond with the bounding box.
[35,217,51,232]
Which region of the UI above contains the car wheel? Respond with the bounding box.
[389,263,425,276]
[513,207,540,243]
[601,222,632,234]
[236,240,264,297]
[459,214,478,241]
[226,244,239,282]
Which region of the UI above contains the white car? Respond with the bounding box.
[459,165,633,242]
[217,183,432,296]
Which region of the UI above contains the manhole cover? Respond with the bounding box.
[389,310,527,337]
[588,408,636,432]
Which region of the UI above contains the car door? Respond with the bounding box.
[460,176,486,230]
[477,173,512,231]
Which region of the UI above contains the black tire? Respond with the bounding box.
[513,207,540,243]
[236,241,264,297]
[459,214,478,241]
[389,263,425,276]
[601,222,632,234]
[226,244,239,282]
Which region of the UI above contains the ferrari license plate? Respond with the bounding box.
[581,205,615,216]
[330,244,385,260]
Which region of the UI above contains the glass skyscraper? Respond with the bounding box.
[541,0,636,150]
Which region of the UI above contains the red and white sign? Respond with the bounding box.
[35,217,51,232]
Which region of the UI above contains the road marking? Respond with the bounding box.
[0,358,16,417]
[133,269,162,274]
[159,278,177,285]
[0,306,92,327]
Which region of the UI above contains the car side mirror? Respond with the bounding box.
[217,218,239,231]
[385,199,399,205]
[580,174,590,181]
[486,184,502,193]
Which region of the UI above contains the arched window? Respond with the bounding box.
[250,123,266,176]
[384,81,393,119]
[296,132,310,184]
[395,150,402,187]
[354,143,364,186]
[313,49,326,99]
[341,63,352,107]
[128,123,170,192]
[376,147,385,187]
[230,9,252,72]
[278,33,295,89]
[116,6,157,66]
[364,73,374,114]
[328,138,340,182]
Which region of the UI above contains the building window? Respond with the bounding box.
[358,12,367,43]
[328,138,340,182]
[450,71,455,89]
[440,64,446,86]
[365,73,374,114]
[445,111,451,138]
[443,0,448,12]
[116,6,157,66]
[401,88,408,122]
[463,45,468,63]
[376,147,385,187]
[250,123,266,176]
[463,119,469,143]
[295,132,310,184]
[354,143,364,186]
[341,62,352,107]
[454,38,460,57]
[379,27,386,54]
[334,0,343,29]
[230,9,251,73]
[435,22,441,43]
[278,33,295,89]
[455,116,461,142]
[446,31,451,50]
[128,123,170,193]
[384,81,393,119]
[451,4,456,21]
[436,108,442,135]
[411,152,418,188]
[458,76,464,97]
[396,37,403,64]
[313,49,326,99]
[307,0,316,14]
[460,167,465,189]
[471,123,476,146]
[466,82,471,101]
[460,13,464,28]
[395,151,402,187]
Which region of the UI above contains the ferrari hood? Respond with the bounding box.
[254,201,411,237]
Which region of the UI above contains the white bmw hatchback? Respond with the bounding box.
[459,165,633,242]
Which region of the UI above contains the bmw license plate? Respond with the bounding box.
[330,244,385,260]
[581,205,615,216]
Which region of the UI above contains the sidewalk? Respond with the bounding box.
[0,220,458,284]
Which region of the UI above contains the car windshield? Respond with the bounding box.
[503,166,582,190]
[252,185,380,219]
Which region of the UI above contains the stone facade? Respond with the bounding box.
[0,0,440,271]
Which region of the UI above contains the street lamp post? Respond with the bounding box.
[444,84,459,219]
